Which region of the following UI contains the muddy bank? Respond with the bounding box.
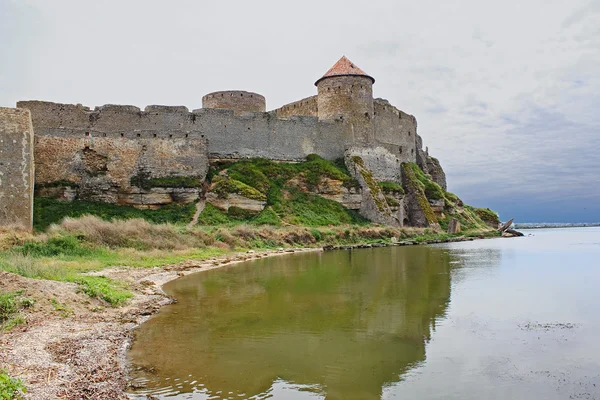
[0,247,317,400]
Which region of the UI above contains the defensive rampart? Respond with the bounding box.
[0,108,34,229]
[273,96,318,118]
[18,100,351,162]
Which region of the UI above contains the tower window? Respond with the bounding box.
[399,146,403,154]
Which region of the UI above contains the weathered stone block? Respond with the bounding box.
[447,218,461,234]
[206,192,266,212]
[0,108,34,230]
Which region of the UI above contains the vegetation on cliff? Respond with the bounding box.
[201,155,364,226]
[33,197,196,231]
[401,162,494,232]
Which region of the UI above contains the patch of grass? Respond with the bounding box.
[251,207,282,226]
[274,190,367,227]
[197,203,232,225]
[14,235,92,258]
[378,181,404,195]
[33,197,195,232]
[444,191,459,203]
[0,291,32,332]
[227,206,257,221]
[74,276,132,306]
[405,162,445,201]
[211,176,267,201]
[217,155,360,195]
[50,298,74,318]
[474,207,500,227]
[0,370,27,399]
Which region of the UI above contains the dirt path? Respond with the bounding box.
[187,198,206,228]
[0,247,318,400]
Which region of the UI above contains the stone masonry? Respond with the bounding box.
[10,56,447,227]
[0,108,35,230]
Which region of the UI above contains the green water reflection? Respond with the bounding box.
[128,246,460,399]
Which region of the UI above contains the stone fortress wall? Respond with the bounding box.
[0,108,35,229]
[202,91,266,115]
[6,56,445,228]
[273,96,318,118]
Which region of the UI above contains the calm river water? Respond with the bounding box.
[128,227,600,399]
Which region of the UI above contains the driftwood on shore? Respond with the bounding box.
[505,228,524,237]
[498,218,525,237]
[499,218,514,233]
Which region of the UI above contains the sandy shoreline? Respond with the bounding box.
[0,247,319,399]
[0,235,497,399]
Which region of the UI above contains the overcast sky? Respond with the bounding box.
[1,0,599,222]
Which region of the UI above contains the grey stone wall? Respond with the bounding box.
[0,108,34,229]
[273,96,318,118]
[202,91,266,115]
[18,100,350,163]
[197,109,349,161]
[317,75,374,145]
[373,99,417,164]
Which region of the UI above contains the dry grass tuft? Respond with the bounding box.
[50,216,207,250]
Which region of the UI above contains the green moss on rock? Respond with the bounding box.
[474,207,501,226]
[212,176,267,201]
[130,173,203,189]
[378,181,404,195]
[401,163,438,225]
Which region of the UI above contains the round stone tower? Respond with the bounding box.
[315,56,375,144]
[202,90,266,115]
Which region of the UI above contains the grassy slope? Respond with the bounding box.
[202,155,365,227]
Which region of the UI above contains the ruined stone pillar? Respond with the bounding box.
[0,108,35,230]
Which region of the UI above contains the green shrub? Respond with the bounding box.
[197,204,232,225]
[445,191,459,203]
[227,206,256,221]
[378,181,404,195]
[0,292,31,332]
[0,371,26,400]
[33,197,195,231]
[405,163,445,200]
[227,162,272,194]
[279,190,367,227]
[474,208,500,226]
[14,236,90,258]
[0,292,17,323]
[252,207,282,226]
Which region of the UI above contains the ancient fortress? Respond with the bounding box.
[0,57,447,229]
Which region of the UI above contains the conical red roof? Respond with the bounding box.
[315,56,375,86]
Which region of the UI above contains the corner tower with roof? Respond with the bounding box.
[315,56,375,144]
